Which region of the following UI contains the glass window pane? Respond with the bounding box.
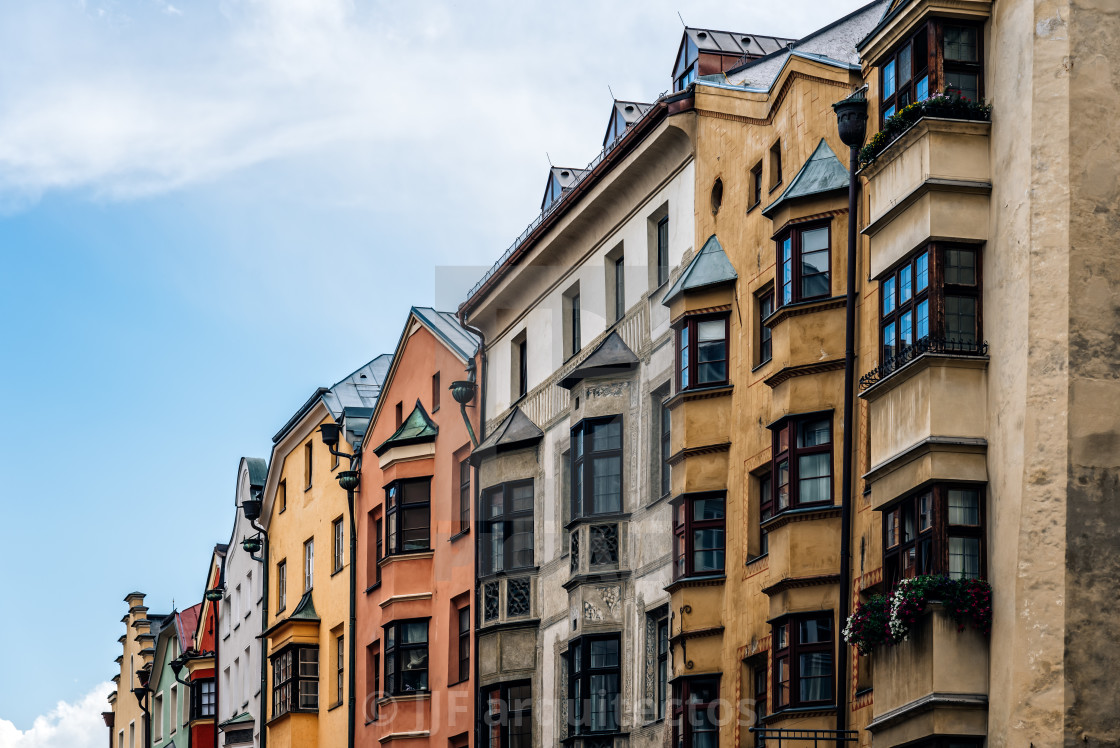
[949,536,981,579]
[882,59,896,98]
[590,639,619,668]
[900,310,913,347]
[883,104,896,120]
[916,300,930,341]
[801,228,828,252]
[945,248,977,285]
[799,617,832,643]
[898,44,912,85]
[679,326,690,389]
[916,252,929,290]
[945,71,979,101]
[510,483,533,513]
[591,456,622,514]
[946,296,978,344]
[777,460,790,510]
[798,453,830,503]
[919,492,933,532]
[780,237,793,306]
[883,321,896,361]
[882,276,896,315]
[798,653,833,701]
[948,489,981,525]
[697,319,724,342]
[692,497,725,521]
[797,419,830,448]
[916,75,929,101]
[590,419,622,451]
[692,529,724,572]
[944,26,978,62]
[886,509,899,547]
[899,265,912,302]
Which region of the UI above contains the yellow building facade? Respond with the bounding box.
[106,592,165,748]
[259,357,390,748]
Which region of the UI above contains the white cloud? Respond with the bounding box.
[0,682,113,748]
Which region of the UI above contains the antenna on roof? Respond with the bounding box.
[607,84,616,101]
[546,152,554,167]
[677,10,686,27]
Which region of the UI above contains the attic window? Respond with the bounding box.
[673,33,699,91]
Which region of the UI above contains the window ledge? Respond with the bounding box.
[664,574,726,594]
[331,566,344,578]
[449,528,470,543]
[763,704,837,722]
[746,552,769,568]
[760,505,841,532]
[364,581,382,594]
[664,384,733,409]
[328,700,343,712]
[477,566,540,582]
[380,550,435,566]
[765,295,846,329]
[564,512,630,531]
[380,692,431,704]
[563,569,631,591]
[859,349,989,401]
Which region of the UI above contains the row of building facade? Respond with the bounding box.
[105,1,1120,747]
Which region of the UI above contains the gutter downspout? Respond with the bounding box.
[251,520,269,748]
[456,320,486,748]
[348,482,357,748]
[833,90,868,738]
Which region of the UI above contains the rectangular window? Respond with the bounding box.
[671,677,720,748]
[878,22,982,126]
[304,440,313,489]
[368,645,381,720]
[771,415,833,512]
[517,337,528,399]
[776,223,831,306]
[660,399,672,497]
[758,473,772,557]
[458,458,472,534]
[749,161,764,208]
[772,613,833,710]
[384,619,429,695]
[458,605,471,683]
[758,291,774,365]
[271,646,318,717]
[878,244,982,371]
[657,216,670,286]
[432,371,441,412]
[395,401,403,429]
[480,480,534,575]
[374,516,383,584]
[334,635,344,706]
[589,523,619,568]
[169,685,177,731]
[570,417,623,519]
[484,682,532,748]
[385,478,432,555]
[656,615,669,721]
[673,493,726,578]
[571,292,582,356]
[152,693,163,741]
[884,484,985,586]
[614,255,626,322]
[276,560,287,613]
[753,664,767,747]
[190,679,216,720]
[567,635,621,735]
[332,517,344,574]
[279,480,287,513]
[769,140,782,190]
[304,538,314,592]
[676,314,729,390]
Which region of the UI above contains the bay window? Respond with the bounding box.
[878,244,982,372]
[571,417,623,519]
[190,678,216,720]
[384,619,429,695]
[676,314,729,390]
[480,480,534,575]
[271,646,318,717]
[385,478,431,555]
[672,676,720,748]
[878,20,984,124]
[776,224,830,306]
[772,614,833,710]
[673,493,725,579]
[770,414,833,512]
[884,484,985,586]
[567,634,621,736]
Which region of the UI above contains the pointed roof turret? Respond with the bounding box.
[559,331,640,389]
[373,400,439,457]
[762,139,849,217]
[661,234,738,306]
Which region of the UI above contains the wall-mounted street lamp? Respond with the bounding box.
[450,358,479,446]
[204,587,224,603]
[318,422,360,748]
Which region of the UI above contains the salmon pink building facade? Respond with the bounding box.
[356,307,480,748]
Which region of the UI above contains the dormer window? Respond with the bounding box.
[672,29,796,93]
[879,20,983,123]
[603,100,651,149]
[541,166,589,212]
[673,33,699,91]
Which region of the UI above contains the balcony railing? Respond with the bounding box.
[859,336,988,390]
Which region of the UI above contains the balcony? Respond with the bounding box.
[860,341,989,509]
[868,604,988,746]
[861,117,992,279]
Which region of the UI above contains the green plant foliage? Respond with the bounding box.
[859,93,992,169]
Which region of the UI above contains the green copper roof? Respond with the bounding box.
[762,139,849,217]
[374,399,438,456]
[289,590,320,622]
[661,234,738,306]
[218,711,255,728]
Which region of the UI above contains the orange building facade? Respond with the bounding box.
[355,307,480,748]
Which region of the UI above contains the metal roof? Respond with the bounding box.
[411,307,480,363]
[374,399,439,456]
[472,407,543,462]
[323,353,393,419]
[684,27,794,57]
[762,139,849,217]
[559,332,640,390]
[243,457,267,488]
[288,591,319,622]
[661,234,738,306]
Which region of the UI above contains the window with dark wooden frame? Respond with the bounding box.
[271,646,318,717]
[458,458,471,534]
[483,681,532,748]
[517,337,527,399]
[769,140,783,191]
[884,484,985,587]
[749,161,764,209]
[672,492,726,579]
[480,480,534,575]
[879,243,982,367]
[374,516,383,585]
[332,517,344,574]
[758,291,774,365]
[384,619,429,695]
[675,314,729,391]
[432,371,441,412]
[276,560,287,613]
[878,21,983,125]
[772,613,833,710]
[771,414,833,513]
[757,473,772,557]
[776,223,831,307]
[567,634,621,736]
[457,605,470,684]
[571,417,623,519]
[660,399,672,498]
[671,676,720,748]
[752,664,768,747]
[335,634,344,705]
[656,614,669,721]
[614,255,626,322]
[190,678,216,720]
[385,478,431,555]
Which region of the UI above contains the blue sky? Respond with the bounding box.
[0,0,863,740]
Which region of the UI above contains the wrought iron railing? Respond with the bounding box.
[859,336,988,390]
